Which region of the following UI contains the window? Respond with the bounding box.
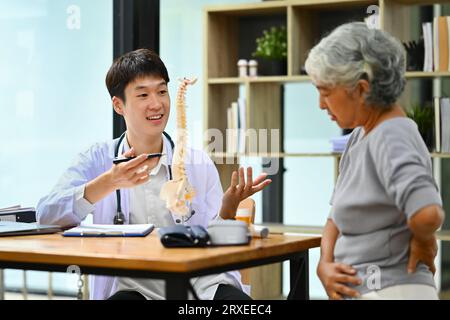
[0,0,113,296]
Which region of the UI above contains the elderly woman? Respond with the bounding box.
[305,22,445,300]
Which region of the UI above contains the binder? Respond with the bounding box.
[0,206,37,223]
[63,224,155,237]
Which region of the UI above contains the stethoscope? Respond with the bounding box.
[113,131,195,224]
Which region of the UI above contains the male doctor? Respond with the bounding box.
[37,49,271,300]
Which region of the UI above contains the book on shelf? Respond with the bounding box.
[420,16,450,72]
[423,22,433,72]
[426,16,450,72]
[434,96,441,153]
[433,96,450,153]
[226,98,247,154]
[227,102,238,154]
[437,16,449,72]
[433,16,440,72]
[441,97,450,153]
[238,97,247,154]
[227,105,232,153]
[447,16,450,71]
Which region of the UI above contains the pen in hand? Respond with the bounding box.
[113,153,165,165]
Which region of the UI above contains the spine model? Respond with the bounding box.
[160,78,197,215]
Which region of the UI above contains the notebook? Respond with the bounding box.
[62,223,155,237]
[0,221,62,237]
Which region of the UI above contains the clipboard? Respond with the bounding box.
[62,223,155,237]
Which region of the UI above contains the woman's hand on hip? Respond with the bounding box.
[317,261,362,300]
[408,235,438,275]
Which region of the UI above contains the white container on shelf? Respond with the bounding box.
[237,59,248,77]
[248,59,258,77]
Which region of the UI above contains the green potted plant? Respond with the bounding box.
[252,25,287,75]
[406,103,434,151]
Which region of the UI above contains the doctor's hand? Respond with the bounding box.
[108,147,159,189]
[219,167,272,220]
[317,261,362,300]
[84,148,159,205]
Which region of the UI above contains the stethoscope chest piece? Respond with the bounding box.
[114,211,125,225]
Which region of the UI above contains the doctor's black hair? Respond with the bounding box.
[105,48,170,102]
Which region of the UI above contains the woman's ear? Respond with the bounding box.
[356,79,370,104]
[112,96,125,115]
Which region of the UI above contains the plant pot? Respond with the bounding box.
[269,59,287,75]
[258,59,287,76]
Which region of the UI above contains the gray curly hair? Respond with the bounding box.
[305,22,406,109]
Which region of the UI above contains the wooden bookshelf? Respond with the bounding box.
[204,0,450,300]
[209,152,342,158]
[431,152,450,158]
[406,71,450,78]
[210,152,450,159]
[208,75,311,84]
[390,0,450,5]
[208,72,450,85]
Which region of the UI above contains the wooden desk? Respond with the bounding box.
[0,232,321,300]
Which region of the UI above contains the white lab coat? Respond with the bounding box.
[36,134,244,299]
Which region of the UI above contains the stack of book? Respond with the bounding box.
[423,16,450,72]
